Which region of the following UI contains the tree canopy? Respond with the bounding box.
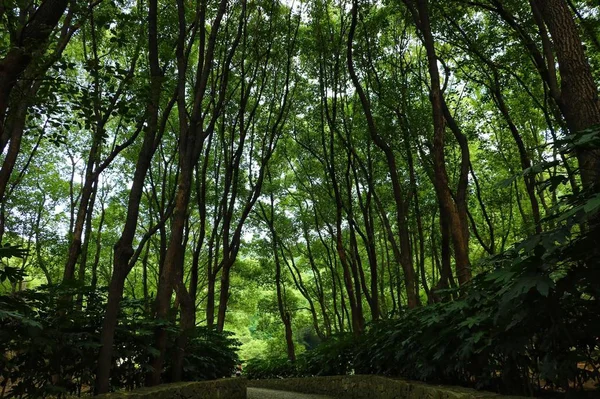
[1,0,599,396]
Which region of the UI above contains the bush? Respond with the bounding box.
[301,333,356,377]
[247,256,599,394]
[176,326,240,381]
[245,184,600,395]
[0,284,239,397]
[245,356,299,380]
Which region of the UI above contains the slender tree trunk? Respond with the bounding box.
[347,0,420,307]
[280,237,324,340]
[150,164,193,385]
[350,156,379,320]
[261,194,296,361]
[171,280,195,382]
[318,221,342,333]
[76,178,99,307]
[343,160,367,323]
[300,210,332,337]
[0,96,28,231]
[441,100,472,285]
[403,122,430,301]
[94,0,163,390]
[215,258,234,332]
[91,196,106,291]
[206,270,216,329]
[34,198,52,285]
[63,157,99,282]
[172,230,203,381]
[149,0,230,384]
[405,0,472,285]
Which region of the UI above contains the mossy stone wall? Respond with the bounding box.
[80,375,529,398]
[248,375,528,399]
[95,378,246,399]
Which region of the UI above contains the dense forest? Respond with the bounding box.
[1,0,599,397]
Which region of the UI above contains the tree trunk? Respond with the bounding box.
[206,271,216,329]
[171,281,195,382]
[149,164,193,385]
[406,0,472,285]
[0,95,28,217]
[300,210,331,337]
[76,178,99,307]
[95,269,127,393]
[149,0,230,384]
[493,82,542,233]
[94,0,163,390]
[91,196,106,291]
[347,0,420,307]
[0,0,69,138]
[537,0,600,190]
[215,258,233,332]
[262,195,296,362]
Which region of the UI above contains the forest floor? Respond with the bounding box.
[247,388,334,399]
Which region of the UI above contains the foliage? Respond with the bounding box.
[2,0,600,396]
[245,333,356,380]
[245,169,600,394]
[299,333,356,377]
[174,327,240,382]
[0,244,28,285]
[245,356,299,380]
[0,244,28,261]
[0,284,239,397]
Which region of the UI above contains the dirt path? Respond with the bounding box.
[247,387,334,399]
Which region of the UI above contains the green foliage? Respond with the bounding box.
[0,265,26,286]
[245,356,298,380]
[0,244,28,261]
[3,0,600,397]
[0,284,106,397]
[0,244,28,285]
[245,180,600,394]
[0,285,239,397]
[245,333,355,379]
[299,334,356,377]
[176,327,240,382]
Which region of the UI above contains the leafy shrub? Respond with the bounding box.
[245,356,299,379]
[174,327,240,381]
[300,333,356,377]
[245,333,356,379]
[245,184,600,395]
[353,250,600,394]
[0,284,240,397]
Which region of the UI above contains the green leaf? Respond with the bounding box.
[583,193,600,215]
[0,243,29,259]
[535,276,554,297]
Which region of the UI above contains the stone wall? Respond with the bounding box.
[95,378,246,399]
[248,375,528,399]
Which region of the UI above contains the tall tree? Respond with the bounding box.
[149,0,234,385]
[402,0,472,286]
[95,0,167,391]
[535,0,600,190]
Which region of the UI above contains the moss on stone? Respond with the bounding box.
[248,375,529,399]
[94,378,246,399]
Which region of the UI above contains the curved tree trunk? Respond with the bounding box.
[404,0,472,286]
[94,0,163,391]
[347,0,420,307]
[0,0,69,140]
